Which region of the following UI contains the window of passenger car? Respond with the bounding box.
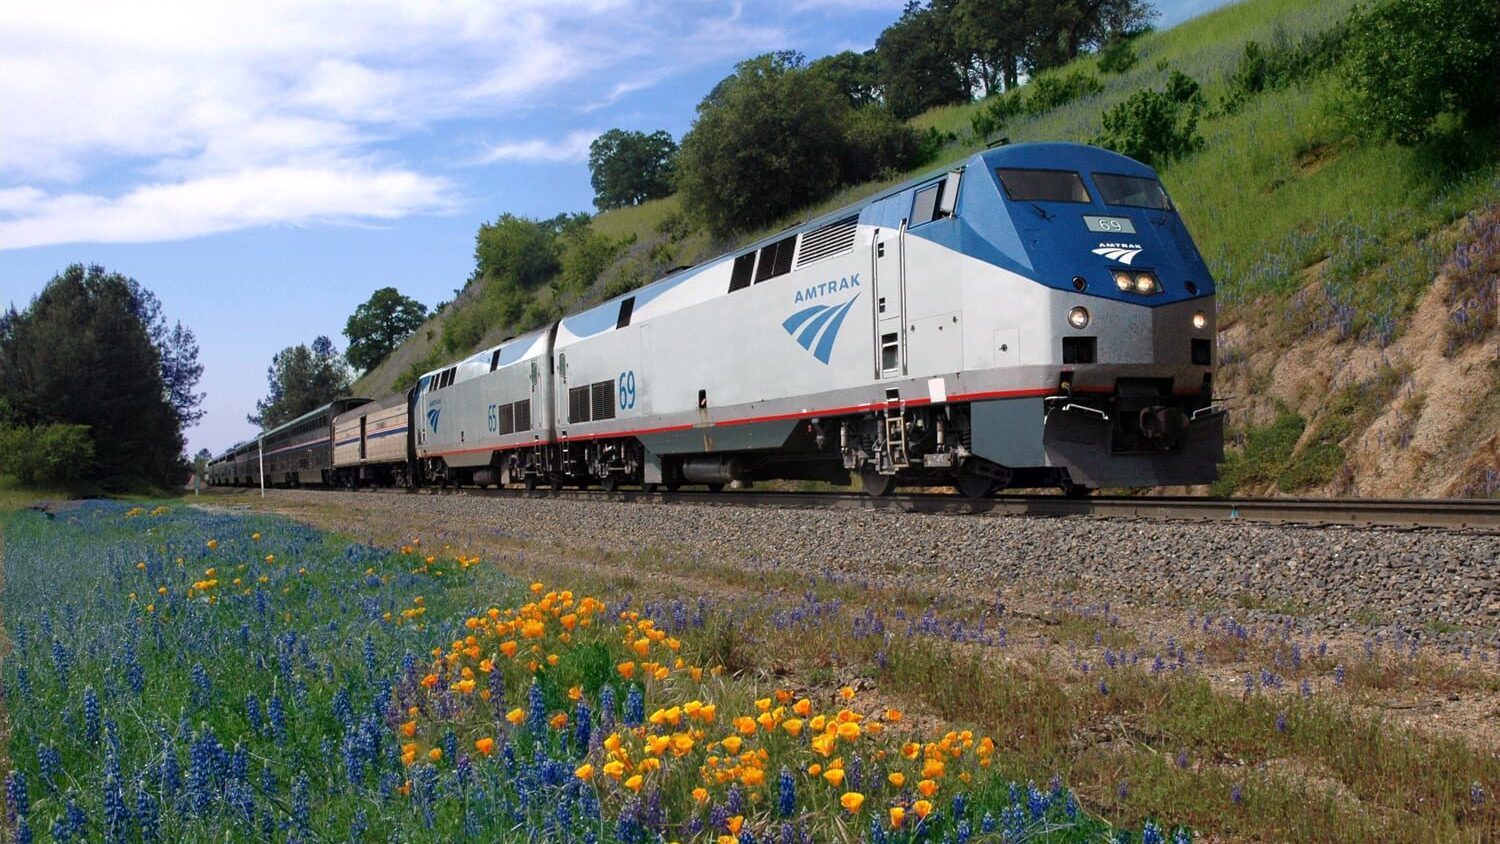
[995,168,1091,203]
[1092,173,1173,210]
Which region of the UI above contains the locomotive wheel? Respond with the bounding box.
[641,483,659,493]
[859,469,896,498]
[1061,482,1094,498]
[549,477,564,492]
[523,474,539,491]
[706,483,726,493]
[954,472,998,500]
[600,475,620,492]
[665,483,681,492]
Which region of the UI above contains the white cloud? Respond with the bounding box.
[0,0,792,248]
[477,131,601,164]
[0,164,453,250]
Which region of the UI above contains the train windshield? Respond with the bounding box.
[996,168,1091,203]
[1093,173,1173,210]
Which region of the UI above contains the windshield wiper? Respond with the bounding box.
[1027,201,1053,220]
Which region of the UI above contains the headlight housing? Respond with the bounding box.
[1192,311,1208,330]
[1113,270,1132,292]
[1067,306,1090,329]
[1133,272,1159,295]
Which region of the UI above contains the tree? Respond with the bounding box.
[344,287,428,373]
[248,336,353,429]
[193,447,212,483]
[124,282,206,428]
[875,2,972,119]
[808,51,883,107]
[475,214,562,291]
[1340,0,1498,146]
[679,52,845,236]
[678,52,923,236]
[954,0,1037,93]
[1027,0,1155,72]
[587,129,678,211]
[0,264,186,485]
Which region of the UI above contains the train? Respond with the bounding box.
[208,142,1224,498]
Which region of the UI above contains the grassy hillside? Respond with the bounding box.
[355,0,1499,495]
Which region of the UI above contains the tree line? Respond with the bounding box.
[0,265,203,488]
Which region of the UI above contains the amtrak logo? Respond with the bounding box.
[426,407,441,432]
[1092,242,1143,264]
[782,295,859,364]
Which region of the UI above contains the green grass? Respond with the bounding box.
[0,473,182,514]
[1,503,1161,843]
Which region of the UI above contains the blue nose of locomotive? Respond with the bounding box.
[955,142,1215,305]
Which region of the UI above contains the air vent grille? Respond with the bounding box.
[796,215,858,267]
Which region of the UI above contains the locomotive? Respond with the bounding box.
[209,142,1223,498]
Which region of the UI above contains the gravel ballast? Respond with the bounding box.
[253,490,1499,643]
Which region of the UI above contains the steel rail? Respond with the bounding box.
[392,486,1500,530]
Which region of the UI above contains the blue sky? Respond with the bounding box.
[1,0,1229,457]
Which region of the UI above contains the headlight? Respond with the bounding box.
[1113,270,1132,291]
[1192,311,1207,330]
[1133,272,1157,294]
[1067,306,1090,329]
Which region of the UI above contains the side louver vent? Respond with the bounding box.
[795,215,858,267]
[590,380,616,421]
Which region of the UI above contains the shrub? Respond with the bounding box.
[1024,70,1104,115]
[969,90,1025,139]
[1340,0,1499,146]
[1096,70,1205,167]
[1212,412,1304,496]
[0,423,95,485]
[1097,40,1139,75]
[1220,26,1349,114]
[559,228,634,295]
[653,208,693,243]
[840,104,923,184]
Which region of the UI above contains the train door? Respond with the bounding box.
[872,220,907,378]
[359,415,367,460]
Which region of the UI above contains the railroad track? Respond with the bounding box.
[397,486,1500,530]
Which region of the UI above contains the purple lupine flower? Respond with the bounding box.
[332,687,353,727]
[1143,820,1165,844]
[1176,749,1189,770]
[778,767,796,817]
[1300,679,1312,698]
[83,686,101,745]
[488,663,505,714]
[574,699,592,752]
[268,694,287,743]
[1334,665,1345,687]
[1472,782,1485,807]
[190,663,212,707]
[623,684,644,728]
[526,680,547,733]
[291,774,310,834]
[102,774,129,844]
[1230,784,1243,805]
[5,771,29,821]
[1275,712,1287,733]
[598,685,616,732]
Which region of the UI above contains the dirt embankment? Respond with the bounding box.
[1218,210,1500,498]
